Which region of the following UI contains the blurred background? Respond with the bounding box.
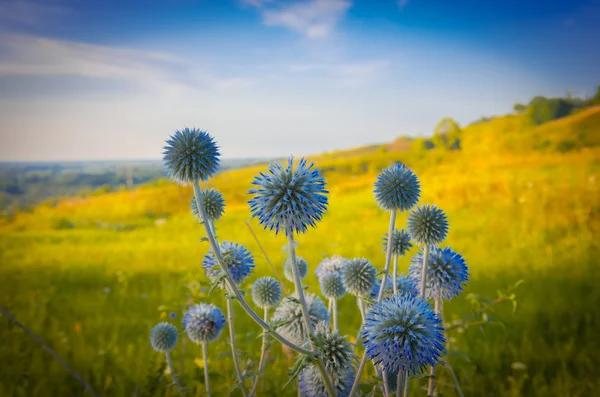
[1,0,599,396]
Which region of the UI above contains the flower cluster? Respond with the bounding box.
[409,246,469,300]
[203,240,254,285]
[182,303,226,344]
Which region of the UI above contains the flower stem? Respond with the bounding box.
[331,298,338,332]
[396,371,404,397]
[250,307,270,396]
[427,298,440,396]
[381,371,390,397]
[392,254,398,294]
[419,245,430,297]
[227,298,249,397]
[202,341,211,397]
[286,232,337,397]
[191,181,313,356]
[351,210,396,396]
[165,351,186,396]
[403,374,410,397]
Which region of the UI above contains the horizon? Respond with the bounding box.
[1,0,599,162]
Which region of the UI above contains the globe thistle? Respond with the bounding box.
[320,272,346,299]
[191,188,225,221]
[298,324,355,396]
[341,258,376,297]
[315,255,348,281]
[407,204,449,245]
[252,277,282,309]
[382,229,413,256]
[408,246,468,300]
[362,294,445,376]
[203,241,254,285]
[370,274,418,300]
[272,293,328,345]
[248,157,328,236]
[374,163,420,212]
[150,322,178,352]
[163,128,220,184]
[182,303,226,344]
[283,256,308,282]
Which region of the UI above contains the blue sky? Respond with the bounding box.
[1,0,599,161]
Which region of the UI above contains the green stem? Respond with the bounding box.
[331,298,338,332]
[419,245,430,298]
[250,308,270,396]
[286,232,337,397]
[392,254,398,294]
[351,211,396,396]
[381,371,390,397]
[227,299,249,397]
[191,182,313,356]
[427,298,440,396]
[202,341,211,397]
[165,351,186,396]
[403,375,410,397]
[396,371,404,397]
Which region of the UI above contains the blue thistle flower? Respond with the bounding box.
[408,246,469,300]
[374,163,420,212]
[169,312,177,319]
[341,258,376,297]
[407,205,449,245]
[163,128,220,184]
[362,294,445,376]
[284,256,308,282]
[203,241,254,286]
[182,303,226,344]
[248,157,328,236]
[320,272,346,299]
[382,229,413,256]
[315,256,348,281]
[272,293,328,345]
[299,323,356,397]
[191,189,225,221]
[150,322,178,352]
[370,274,419,300]
[252,277,283,309]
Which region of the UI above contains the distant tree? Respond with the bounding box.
[513,103,527,114]
[526,97,575,125]
[592,85,600,106]
[432,117,461,150]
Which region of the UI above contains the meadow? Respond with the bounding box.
[1,108,599,396]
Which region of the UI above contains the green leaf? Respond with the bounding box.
[283,354,312,391]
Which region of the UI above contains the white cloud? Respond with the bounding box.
[0,33,257,93]
[290,60,390,86]
[261,0,351,38]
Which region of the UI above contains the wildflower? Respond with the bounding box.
[284,256,308,281]
[191,188,225,221]
[407,205,448,245]
[182,303,226,344]
[163,128,220,184]
[320,272,346,299]
[341,258,376,297]
[371,274,418,300]
[272,293,328,345]
[150,323,178,352]
[408,246,468,300]
[315,255,348,281]
[374,163,420,212]
[382,229,413,256]
[362,294,445,375]
[252,277,283,309]
[249,157,328,235]
[203,241,254,285]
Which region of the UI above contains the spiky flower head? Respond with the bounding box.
[299,324,356,397]
[342,258,376,297]
[382,229,413,256]
[252,277,282,309]
[408,246,468,300]
[407,204,448,245]
[203,241,254,286]
[182,303,226,344]
[284,256,308,281]
[150,322,178,352]
[248,157,328,236]
[272,293,328,345]
[315,255,348,281]
[362,294,445,376]
[163,128,220,184]
[191,189,225,221]
[371,274,419,300]
[374,163,420,212]
[320,272,346,299]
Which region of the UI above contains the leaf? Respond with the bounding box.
[284,296,300,304]
[199,237,209,243]
[270,317,294,330]
[283,354,312,391]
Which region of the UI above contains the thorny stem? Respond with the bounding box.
[427,298,440,396]
[350,210,397,396]
[250,308,270,396]
[331,298,338,332]
[392,255,398,294]
[0,306,100,397]
[202,341,211,397]
[227,299,249,397]
[244,220,288,295]
[192,182,313,356]
[165,351,186,396]
[419,245,430,298]
[381,371,391,397]
[286,232,337,397]
[396,371,405,397]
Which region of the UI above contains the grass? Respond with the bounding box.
[1,110,599,396]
